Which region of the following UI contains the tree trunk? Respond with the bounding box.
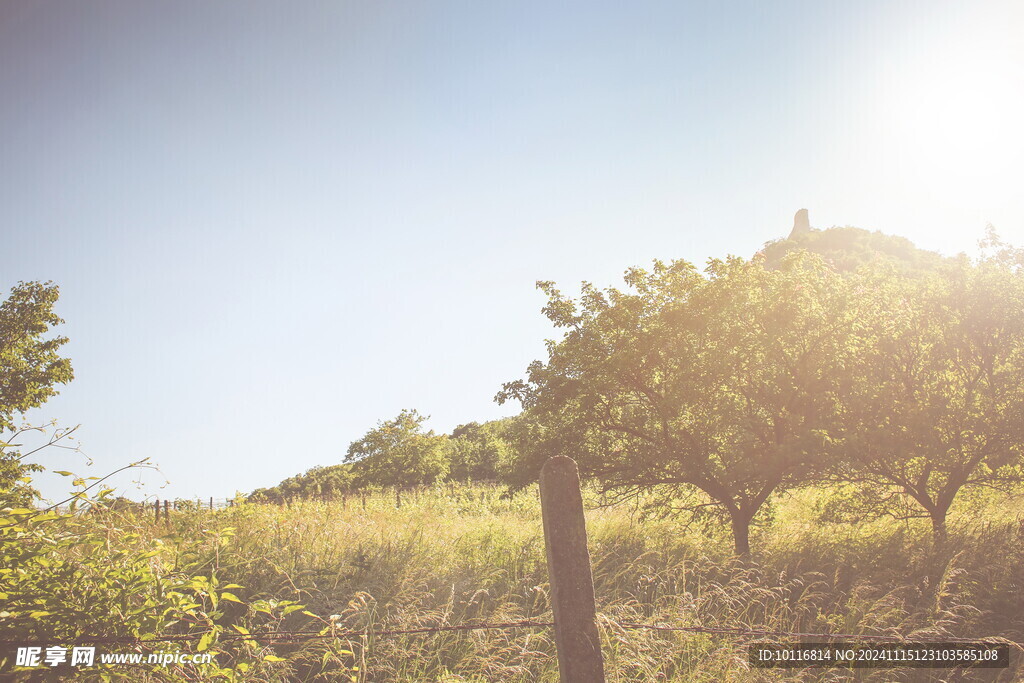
[930,510,948,548]
[730,513,751,559]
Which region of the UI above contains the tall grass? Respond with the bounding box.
[118,482,1024,681]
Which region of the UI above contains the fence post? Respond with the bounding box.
[539,456,606,683]
[163,500,169,523]
[155,499,160,524]
[209,496,213,510]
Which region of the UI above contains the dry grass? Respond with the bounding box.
[134,482,1024,681]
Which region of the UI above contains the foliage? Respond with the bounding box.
[841,255,1024,543]
[0,485,357,680]
[0,419,343,679]
[760,226,948,274]
[250,463,356,503]
[0,281,74,431]
[116,484,1024,682]
[447,418,518,482]
[0,281,74,504]
[498,252,869,556]
[345,410,451,487]
[253,415,521,502]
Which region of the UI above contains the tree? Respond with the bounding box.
[0,281,73,430]
[447,418,516,482]
[0,281,74,505]
[841,256,1024,545]
[344,410,450,488]
[498,253,866,556]
[249,463,355,503]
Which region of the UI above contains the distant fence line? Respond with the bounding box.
[34,483,501,518]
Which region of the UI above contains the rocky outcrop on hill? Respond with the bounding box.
[789,208,811,239]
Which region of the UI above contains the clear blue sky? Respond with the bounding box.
[3,0,1022,501]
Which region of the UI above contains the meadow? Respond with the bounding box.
[52,481,1024,682]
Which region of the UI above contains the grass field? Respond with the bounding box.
[88,481,1020,682]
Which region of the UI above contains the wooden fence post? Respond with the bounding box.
[155,499,160,524]
[209,496,213,510]
[539,456,606,683]
[163,500,169,523]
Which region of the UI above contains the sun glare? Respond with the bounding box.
[873,11,1024,214]
[893,55,1023,164]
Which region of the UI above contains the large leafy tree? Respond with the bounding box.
[344,409,450,487]
[447,418,517,482]
[842,256,1024,545]
[1,281,74,505]
[499,253,867,556]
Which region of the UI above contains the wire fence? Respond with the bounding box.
[18,481,1024,663]
[36,485,492,514]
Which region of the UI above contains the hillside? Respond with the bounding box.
[760,212,950,273]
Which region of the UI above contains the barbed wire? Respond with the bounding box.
[4,620,1018,647]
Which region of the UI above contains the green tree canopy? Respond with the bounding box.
[842,255,1024,544]
[1,281,74,505]
[447,418,517,482]
[345,409,450,488]
[0,281,73,431]
[249,463,355,503]
[498,252,868,556]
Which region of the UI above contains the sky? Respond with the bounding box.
[2,0,1022,502]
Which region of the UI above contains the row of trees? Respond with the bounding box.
[249,412,517,502]
[497,230,1024,555]
[252,227,1024,557]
